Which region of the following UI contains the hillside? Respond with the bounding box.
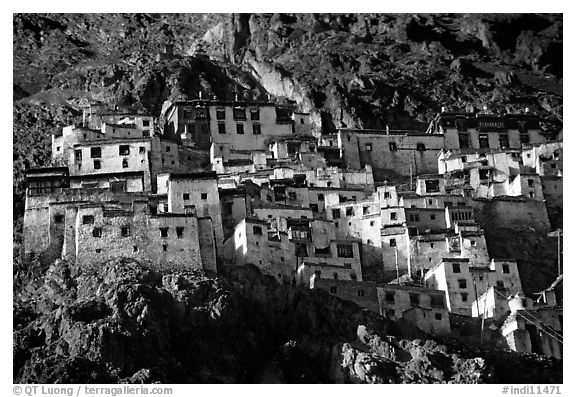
[13,257,562,383]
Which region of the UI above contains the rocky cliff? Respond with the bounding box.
[12,13,563,219]
[13,257,561,383]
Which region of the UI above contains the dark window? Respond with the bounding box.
[502,264,510,274]
[216,109,226,120]
[458,279,467,289]
[527,179,535,187]
[119,145,130,155]
[218,123,226,134]
[385,292,395,304]
[385,309,395,317]
[82,215,94,225]
[139,146,146,153]
[456,119,467,132]
[236,123,244,134]
[296,243,308,257]
[223,202,233,215]
[142,130,150,137]
[357,289,365,297]
[250,109,260,120]
[461,293,468,302]
[337,244,354,258]
[478,134,489,148]
[252,124,261,135]
[333,272,338,280]
[430,295,445,308]
[425,179,440,193]
[458,133,470,149]
[452,263,461,273]
[363,206,369,215]
[435,313,442,321]
[162,244,168,252]
[233,108,246,120]
[496,280,505,289]
[288,192,297,200]
[54,214,64,224]
[390,212,397,221]
[166,146,171,153]
[142,119,150,127]
[92,227,102,237]
[95,248,102,253]
[176,227,184,239]
[310,204,319,212]
[499,133,509,149]
[160,227,168,238]
[121,226,130,237]
[346,207,353,216]
[329,286,337,294]
[409,214,420,222]
[183,193,190,201]
[416,143,426,151]
[520,132,530,144]
[201,193,208,200]
[318,193,324,200]
[74,149,82,163]
[122,159,128,168]
[332,209,341,219]
[253,226,263,235]
[133,245,138,252]
[90,147,101,158]
[389,142,398,152]
[389,238,396,247]
[430,214,436,220]
[409,293,419,306]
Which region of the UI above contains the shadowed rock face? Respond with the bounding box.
[13,258,562,384]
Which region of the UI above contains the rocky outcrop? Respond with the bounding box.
[201,13,562,132]
[13,257,562,383]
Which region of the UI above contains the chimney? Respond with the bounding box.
[198,91,202,100]
[386,125,389,135]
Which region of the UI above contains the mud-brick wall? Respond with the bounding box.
[312,278,380,313]
[339,131,444,177]
[74,206,203,272]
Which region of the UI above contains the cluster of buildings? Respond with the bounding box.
[22,97,562,359]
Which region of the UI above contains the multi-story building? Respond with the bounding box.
[337,128,445,178]
[428,111,546,151]
[424,257,523,316]
[160,98,311,151]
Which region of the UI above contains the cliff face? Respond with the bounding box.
[201,13,562,131]
[13,258,561,384]
[12,13,563,221]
